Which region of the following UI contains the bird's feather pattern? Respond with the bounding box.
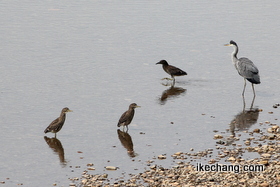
[166,65,187,76]
[235,57,260,84]
[117,110,135,127]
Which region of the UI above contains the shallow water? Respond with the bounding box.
[1,1,280,186]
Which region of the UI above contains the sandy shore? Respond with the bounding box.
[73,107,280,187]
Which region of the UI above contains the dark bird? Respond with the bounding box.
[156,60,187,82]
[44,107,73,137]
[117,103,140,131]
[224,40,260,96]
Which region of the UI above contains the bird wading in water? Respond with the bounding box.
[156,60,187,83]
[117,103,140,131]
[44,107,73,137]
[224,40,260,97]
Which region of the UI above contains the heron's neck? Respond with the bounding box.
[231,45,238,62]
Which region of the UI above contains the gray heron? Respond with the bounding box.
[224,40,260,96]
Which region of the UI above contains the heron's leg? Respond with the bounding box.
[250,93,256,109]
[251,83,256,97]
[242,94,246,112]
[242,78,246,96]
[55,133,57,138]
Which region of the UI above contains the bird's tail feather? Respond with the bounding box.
[247,74,260,84]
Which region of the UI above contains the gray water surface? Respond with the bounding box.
[1,1,280,186]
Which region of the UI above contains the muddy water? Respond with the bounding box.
[1,1,280,186]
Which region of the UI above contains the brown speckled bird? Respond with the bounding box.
[156,60,187,82]
[117,103,140,131]
[44,107,73,137]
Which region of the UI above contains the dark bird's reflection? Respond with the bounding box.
[159,83,186,105]
[44,136,67,167]
[117,129,137,158]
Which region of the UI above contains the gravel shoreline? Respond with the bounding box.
[73,108,280,187]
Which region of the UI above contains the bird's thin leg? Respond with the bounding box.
[242,78,246,96]
[242,94,246,112]
[172,78,175,85]
[250,94,256,109]
[171,80,175,87]
[122,125,125,131]
[251,83,256,98]
[55,133,57,138]
[126,125,129,132]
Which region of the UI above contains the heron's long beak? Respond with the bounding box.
[136,105,141,108]
[156,62,161,65]
[224,44,231,46]
[67,110,73,112]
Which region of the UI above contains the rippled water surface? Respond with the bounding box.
[1,1,280,186]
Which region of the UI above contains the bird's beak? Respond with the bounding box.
[156,62,160,65]
[67,110,73,112]
[224,44,231,46]
[136,105,141,108]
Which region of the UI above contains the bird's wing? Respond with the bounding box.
[118,111,129,125]
[118,110,134,126]
[44,118,59,132]
[237,58,259,78]
[167,65,187,76]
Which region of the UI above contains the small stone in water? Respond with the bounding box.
[105,166,117,170]
[158,155,166,159]
[213,134,223,139]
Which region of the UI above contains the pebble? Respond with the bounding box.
[213,134,223,139]
[261,153,271,158]
[174,151,183,156]
[105,166,118,170]
[158,155,166,159]
[227,157,236,162]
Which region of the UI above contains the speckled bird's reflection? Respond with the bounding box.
[44,136,67,167]
[159,83,186,105]
[117,129,137,158]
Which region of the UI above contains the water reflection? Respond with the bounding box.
[159,82,186,105]
[218,97,259,146]
[117,129,137,158]
[44,136,67,167]
[229,101,259,137]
